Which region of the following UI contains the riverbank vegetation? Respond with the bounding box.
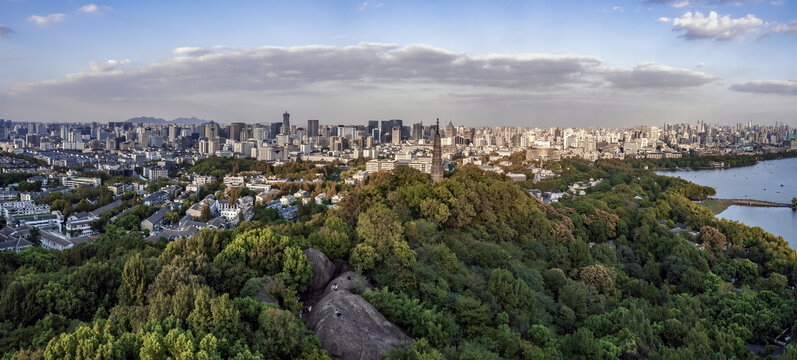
[2,159,797,359]
[697,199,733,215]
[639,150,797,170]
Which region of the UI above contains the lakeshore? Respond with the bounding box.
[656,157,797,247]
[697,198,793,215]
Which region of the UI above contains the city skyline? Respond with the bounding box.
[1,0,796,126]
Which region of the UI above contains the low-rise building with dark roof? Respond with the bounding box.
[90,200,123,217]
[0,237,32,252]
[0,226,32,252]
[39,230,75,251]
[143,191,169,206]
[142,207,170,232]
[207,217,228,229]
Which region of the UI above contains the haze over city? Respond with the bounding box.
[1,0,796,127]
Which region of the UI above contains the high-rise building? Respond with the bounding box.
[230,122,245,141]
[446,121,456,138]
[307,120,319,137]
[25,134,40,148]
[106,137,117,150]
[253,126,268,141]
[270,122,283,139]
[431,118,444,184]
[204,123,219,140]
[282,111,291,135]
[198,138,209,154]
[412,122,424,141]
[380,120,392,143]
[391,126,402,145]
[169,124,178,142]
[368,121,379,135]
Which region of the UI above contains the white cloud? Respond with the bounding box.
[1,43,730,126]
[27,13,67,26]
[649,0,769,6]
[658,17,672,23]
[771,0,785,5]
[173,47,213,57]
[673,0,692,8]
[771,20,797,33]
[9,44,719,98]
[671,11,763,40]
[649,0,693,8]
[0,25,14,38]
[357,1,384,11]
[79,4,99,13]
[88,59,131,72]
[731,79,797,95]
[602,63,716,88]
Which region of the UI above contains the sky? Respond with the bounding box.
[0,0,796,128]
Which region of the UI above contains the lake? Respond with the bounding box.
[656,157,797,248]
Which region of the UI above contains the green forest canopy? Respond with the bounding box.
[2,159,797,359]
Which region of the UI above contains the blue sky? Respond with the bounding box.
[0,0,795,126]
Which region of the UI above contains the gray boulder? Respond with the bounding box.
[307,289,411,360]
[304,248,336,293]
[321,271,374,298]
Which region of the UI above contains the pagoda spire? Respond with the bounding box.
[431,117,444,184]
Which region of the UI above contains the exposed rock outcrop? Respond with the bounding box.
[307,289,411,360]
[320,271,374,298]
[304,248,336,293]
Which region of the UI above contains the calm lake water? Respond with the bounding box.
[656,157,797,247]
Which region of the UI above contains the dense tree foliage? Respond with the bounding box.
[636,150,797,170]
[2,158,797,359]
[0,226,325,359]
[40,186,115,217]
[189,156,346,182]
[332,161,797,358]
[0,172,34,187]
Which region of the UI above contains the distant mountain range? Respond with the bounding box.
[125,116,212,125]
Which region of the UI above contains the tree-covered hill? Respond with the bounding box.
[2,159,797,359]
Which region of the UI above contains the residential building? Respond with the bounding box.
[0,201,50,219]
[143,191,169,206]
[65,212,99,237]
[142,207,170,232]
[366,159,395,172]
[62,177,102,188]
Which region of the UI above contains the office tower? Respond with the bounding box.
[392,126,401,145]
[106,137,117,150]
[412,122,424,141]
[388,119,407,140]
[204,123,219,140]
[283,111,291,135]
[339,126,356,139]
[380,120,392,143]
[431,118,444,184]
[253,126,267,142]
[390,119,403,137]
[25,134,40,148]
[276,134,290,146]
[307,120,319,137]
[368,120,379,135]
[446,121,456,138]
[169,124,177,142]
[270,122,283,139]
[230,122,245,141]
